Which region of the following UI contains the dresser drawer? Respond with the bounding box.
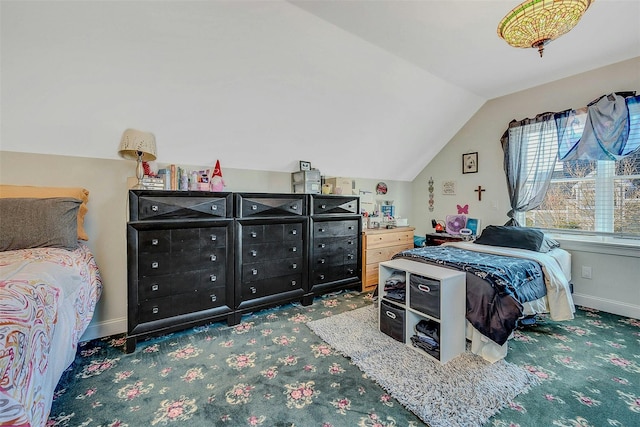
[138,231,171,254]
[241,242,302,262]
[135,193,231,220]
[313,220,359,238]
[366,243,413,264]
[174,285,228,314]
[241,223,303,243]
[365,229,414,249]
[310,195,359,215]
[242,258,304,282]
[241,273,303,301]
[236,193,306,217]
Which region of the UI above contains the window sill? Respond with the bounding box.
[548,233,640,257]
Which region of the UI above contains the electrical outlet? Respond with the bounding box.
[581,266,592,279]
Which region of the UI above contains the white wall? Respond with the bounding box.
[412,57,640,319]
[0,0,482,182]
[0,151,411,339]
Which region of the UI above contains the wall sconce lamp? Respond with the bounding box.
[118,128,157,189]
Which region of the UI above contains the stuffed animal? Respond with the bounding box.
[210,160,225,192]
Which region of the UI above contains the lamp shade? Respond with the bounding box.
[118,128,157,161]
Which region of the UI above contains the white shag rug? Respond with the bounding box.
[306,304,539,427]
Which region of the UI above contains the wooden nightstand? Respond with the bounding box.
[361,226,415,293]
[424,233,465,246]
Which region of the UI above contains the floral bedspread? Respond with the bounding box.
[0,244,102,427]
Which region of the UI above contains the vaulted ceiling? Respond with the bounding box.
[2,1,638,181]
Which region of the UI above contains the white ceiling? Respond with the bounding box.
[290,0,640,99]
[2,1,639,182]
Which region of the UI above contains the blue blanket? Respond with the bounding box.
[393,246,546,345]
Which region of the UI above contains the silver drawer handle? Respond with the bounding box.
[252,269,258,275]
[319,228,325,232]
[211,205,217,210]
[320,204,326,209]
[319,274,325,280]
[251,232,257,238]
[151,261,159,269]
[291,246,297,252]
[151,239,159,245]
[319,243,325,248]
[348,225,354,230]
[151,284,159,291]
[210,275,217,282]
[210,294,217,302]
[291,280,297,286]
[250,250,257,257]
[347,254,354,260]
[151,205,159,212]
[347,268,354,274]
[291,205,298,210]
[418,284,431,293]
[348,240,354,245]
[251,204,258,210]
[385,310,396,319]
[291,229,297,235]
[250,286,257,294]
[319,259,325,264]
[210,254,217,261]
[152,307,159,314]
[291,263,297,269]
[210,235,217,241]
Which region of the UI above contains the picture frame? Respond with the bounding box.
[462,152,478,174]
[299,160,311,171]
[442,180,456,195]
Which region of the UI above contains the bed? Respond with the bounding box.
[0,186,103,427]
[392,226,575,363]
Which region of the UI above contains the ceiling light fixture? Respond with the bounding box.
[497,0,594,57]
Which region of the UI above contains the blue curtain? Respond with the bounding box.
[556,94,640,161]
[501,113,557,226]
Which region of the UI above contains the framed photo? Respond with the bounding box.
[442,180,456,195]
[462,152,478,174]
[299,160,311,171]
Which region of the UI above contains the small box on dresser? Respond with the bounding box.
[378,258,465,364]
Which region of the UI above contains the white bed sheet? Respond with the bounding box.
[444,241,575,363]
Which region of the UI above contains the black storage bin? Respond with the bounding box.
[380,299,406,343]
[409,274,440,319]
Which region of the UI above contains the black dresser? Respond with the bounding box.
[126,191,361,353]
[307,195,361,301]
[126,190,235,353]
[233,193,308,320]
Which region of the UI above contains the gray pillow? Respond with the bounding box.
[474,225,546,252]
[0,197,81,251]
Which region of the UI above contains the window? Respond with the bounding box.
[517,100,640,238]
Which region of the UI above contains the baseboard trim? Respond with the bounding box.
[80,317,127,342]
[572,293,640,319]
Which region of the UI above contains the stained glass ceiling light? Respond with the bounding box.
[497,0,594,57]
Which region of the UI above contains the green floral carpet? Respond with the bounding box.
[49,291,640,426]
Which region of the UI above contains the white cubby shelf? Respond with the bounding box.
[378,258,466,364]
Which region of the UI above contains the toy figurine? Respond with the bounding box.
[210,160,225,192]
